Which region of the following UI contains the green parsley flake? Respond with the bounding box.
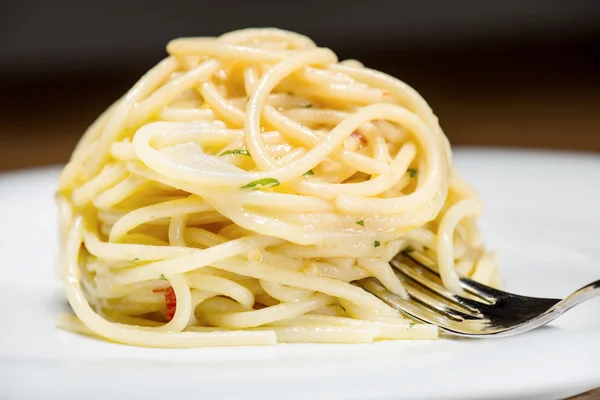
[220,149,250,156]
[356,220,365,226]
[159,274,167,280]
[408,168,418,178]
[302,103,313,108]
[303,169,315,176]
[374,240,381,248]
[241,178,280,190]
[339,304,346,312]
[408,322,416,329]
[131,258,139,262]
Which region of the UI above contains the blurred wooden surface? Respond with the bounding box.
[570,388,600,399]
[0,39,599,172]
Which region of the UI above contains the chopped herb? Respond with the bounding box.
[220,149,250,156]
[131,258,139,262]
[302,103,313,108]
[408,168,418,178]
[408,322,416,329]
[374,240,381,248]
[339,304,346,312]
[247,96,251,102]
[241,178,280,190]
[303,169,315,176]
[159,274,167,280]
[356,220,365,226]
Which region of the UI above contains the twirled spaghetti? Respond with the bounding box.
[56,28,500,347]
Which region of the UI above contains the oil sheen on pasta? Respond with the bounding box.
[56,28,500,347]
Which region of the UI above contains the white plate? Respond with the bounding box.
[1,148,599,400]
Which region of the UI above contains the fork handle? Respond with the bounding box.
[556,279,600,313]
[481,279,600,338]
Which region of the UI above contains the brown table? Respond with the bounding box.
[569,388,600,399]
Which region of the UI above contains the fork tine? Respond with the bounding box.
[391,258,483,314]
[400,282,482,321]
[360,270,483,322]
[401,251,497,304]
[359,278,449,324]
[359,278,489,333]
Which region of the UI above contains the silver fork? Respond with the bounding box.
[358,250,600,337]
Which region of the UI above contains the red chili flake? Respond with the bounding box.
[152,287,165,293]
[351,131,367,144]
[164,286,177,321]
[381,90,389,96]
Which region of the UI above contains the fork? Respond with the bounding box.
[358,250,600,337]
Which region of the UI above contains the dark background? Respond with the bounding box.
[1,0,599,171]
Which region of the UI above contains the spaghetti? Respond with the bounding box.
[56,28,500,347]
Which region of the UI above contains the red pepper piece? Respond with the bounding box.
[164,286,177,321]
[351,131,367,144]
